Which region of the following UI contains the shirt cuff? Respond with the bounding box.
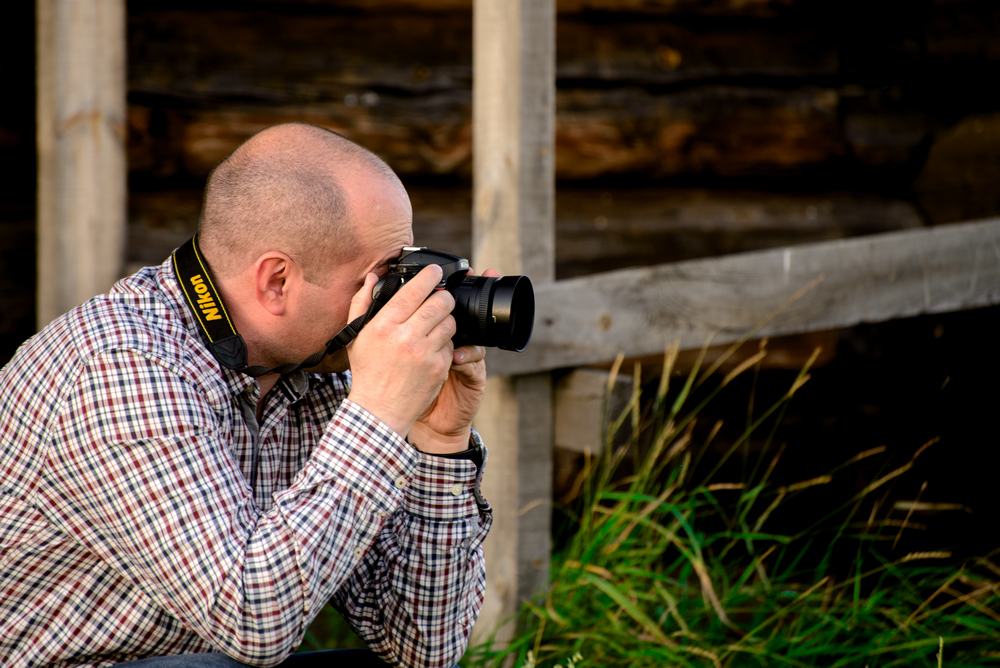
[403,450,491,521]
[309,399,420,517]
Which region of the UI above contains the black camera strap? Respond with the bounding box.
[171,236,400,377]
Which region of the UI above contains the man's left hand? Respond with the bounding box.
[407,268,499,455]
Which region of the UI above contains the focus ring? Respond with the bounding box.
[478,277,495,343]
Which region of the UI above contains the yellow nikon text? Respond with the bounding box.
[189,275,222,321]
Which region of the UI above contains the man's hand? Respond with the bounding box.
[408,267,499,454]
[346,266,499,455]
[346,264,458,441]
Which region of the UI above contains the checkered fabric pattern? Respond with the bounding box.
[0,258,491,668]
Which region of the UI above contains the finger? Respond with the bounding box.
[466,267,502,279]
[425,312,458,350]
[450,351,487,389]
[404,288,456,342]
[453,344,485,366]
[348,273,379,322]
[379,264,445,323]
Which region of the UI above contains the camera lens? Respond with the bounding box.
[451,274,534,352]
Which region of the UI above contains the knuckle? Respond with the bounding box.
[442,316,457,338]
[438,290,456,310]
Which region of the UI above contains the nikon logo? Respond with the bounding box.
[189,274,222,321]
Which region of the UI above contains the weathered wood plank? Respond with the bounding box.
[488,218,1000,376]
[554,368,633,455]
[128,10,474,97]
[126,85,847,181]
[241,0,797,16]
[127,10,835,99]
[552,188,923,278]
[471,0,555,644]
[37,0,127,327]
[914,113,1000,225]
[556,18,836,84]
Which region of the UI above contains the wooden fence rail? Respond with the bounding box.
[488,218,1000,377]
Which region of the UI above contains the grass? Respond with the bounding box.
[461,339,1000,668]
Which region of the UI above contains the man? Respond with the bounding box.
[0,123,493,667]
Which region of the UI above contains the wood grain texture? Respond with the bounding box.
[125,84,856,181]
[242,0,796,16]
[914,113,1000,225]
[37,0,127,326]
[488,218,1000,376]
[471,0,556,644]
[127,9,835,97]
[554,368,633,454]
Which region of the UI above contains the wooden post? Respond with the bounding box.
[471,0,556,644]
[36,0,127,328]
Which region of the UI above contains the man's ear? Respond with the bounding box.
[254,253,297,316]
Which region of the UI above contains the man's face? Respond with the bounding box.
[298,174,414,373]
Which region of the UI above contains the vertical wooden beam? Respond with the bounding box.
[471,0,556,644]
[36,0,127,328]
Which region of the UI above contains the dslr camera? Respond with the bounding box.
[373,247,534,352]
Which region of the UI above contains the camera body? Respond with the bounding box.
[373,247,534,352]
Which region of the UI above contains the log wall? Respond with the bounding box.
[2,0,1000,352]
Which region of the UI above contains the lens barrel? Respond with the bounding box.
[451,274,534,352]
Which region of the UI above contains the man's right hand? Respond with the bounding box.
[345,264,458,439]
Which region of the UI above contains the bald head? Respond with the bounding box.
[198,123,404,283]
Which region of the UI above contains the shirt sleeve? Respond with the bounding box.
[42,349,490,668]
[325,404,492,668]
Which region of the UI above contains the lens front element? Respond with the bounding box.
[451,274,534,352]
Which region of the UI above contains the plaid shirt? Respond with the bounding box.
[0,258,491,668]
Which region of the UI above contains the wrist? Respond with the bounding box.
[346,392,413,439]
[407,422,471,455]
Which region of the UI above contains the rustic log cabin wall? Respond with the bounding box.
[118,0,1000,284]
[1,2,998,360]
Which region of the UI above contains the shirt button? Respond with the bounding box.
[450,484,463,496]
[394,476,407,489]
[354,547,364,558]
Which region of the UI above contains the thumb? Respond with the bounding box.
[349,273,380,322]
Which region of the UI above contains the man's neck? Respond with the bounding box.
[256,374,280,421]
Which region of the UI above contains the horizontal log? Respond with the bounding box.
[557,19,836,84]
[126,100,473,179]
[487,218,1000,375]
[128,10,474,96]
[126,187,922,277]
[553,188,923,277]
[126,85,848,181]
[127,10,835,98]
[914,112,1000,225]
[234,0,798,16]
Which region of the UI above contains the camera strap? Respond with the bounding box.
[172,236,400,377]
